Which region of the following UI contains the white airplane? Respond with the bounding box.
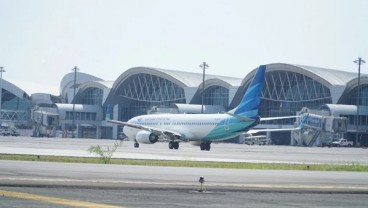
[108,65,302,151]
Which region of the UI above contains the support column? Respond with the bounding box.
[112,104,119,139]
[266,131,271,142]
[96,126,101,139]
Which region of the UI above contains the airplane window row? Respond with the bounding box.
[134,122,217,126]
[171,122,217,126]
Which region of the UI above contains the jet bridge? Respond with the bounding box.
[31,107,59,137]
[292,109,347,146]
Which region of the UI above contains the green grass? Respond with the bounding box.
[0,153,367,172]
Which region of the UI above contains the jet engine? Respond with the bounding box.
[136,131,159,144]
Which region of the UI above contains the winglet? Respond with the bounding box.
[299,113,309,129]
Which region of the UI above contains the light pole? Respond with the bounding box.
[0,67,4,126]
[354,57,365,147]
[72,66,79,138]
[199,62,209,113]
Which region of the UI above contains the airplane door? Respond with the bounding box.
[224,118,230,131]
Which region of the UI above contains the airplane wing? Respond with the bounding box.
[246,114,309,134]
[247,126,300,134]
[107,120,184,141]
[226,113,299,122]
[259,116,300,121]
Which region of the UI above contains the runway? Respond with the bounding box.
[1,136,368,207]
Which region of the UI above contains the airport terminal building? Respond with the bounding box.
[0,79,32,129]
[3,63,368,146]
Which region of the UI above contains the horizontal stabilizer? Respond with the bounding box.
[225,112,255,122]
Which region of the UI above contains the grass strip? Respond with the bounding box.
[0,153,367,172]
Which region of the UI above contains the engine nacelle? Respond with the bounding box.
[136,131,159,144]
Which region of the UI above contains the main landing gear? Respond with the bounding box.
[168,141,179,150]
[134,142,140,148]
[200,142,211,151]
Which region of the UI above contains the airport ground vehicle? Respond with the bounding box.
[0,128,10,136]
[0,127,20,136]
[243,136,268,145]
[331,139,353,147]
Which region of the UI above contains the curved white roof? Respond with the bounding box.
[105,67,242,105]
[95,80,114,89]
[78,80,114,91]
[153,67,242,87]
[74,80,114,104]
[2,79,29,99]
[269,63,363,86]
[343,76,368,90]
[295,64,361,86]
[112,67,242,89]
[241,63,362,88]
[231,63,364,108]
[60,72,104,99]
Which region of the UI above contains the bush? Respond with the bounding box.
[88,141,122,164]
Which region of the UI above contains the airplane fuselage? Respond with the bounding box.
[123,113,260,143]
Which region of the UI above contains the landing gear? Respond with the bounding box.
[200,142,211,151]
[169,141,179,150]
[174,142,179,149]
[134,142,140,148]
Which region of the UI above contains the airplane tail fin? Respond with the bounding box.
[229,65,266,116]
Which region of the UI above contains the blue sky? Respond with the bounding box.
[0,0,367,95]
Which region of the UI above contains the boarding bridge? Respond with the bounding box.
[31,107,59,137]
[292,109,348,147]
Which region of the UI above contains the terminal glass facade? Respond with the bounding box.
[82,88,103,105]
[347,85,368,127]
[204,86,229,110]
[260,71,332,124]
[119,74,186,121]
[1,89,32,126]
[349,85,368,106]
[1,90,31,111]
